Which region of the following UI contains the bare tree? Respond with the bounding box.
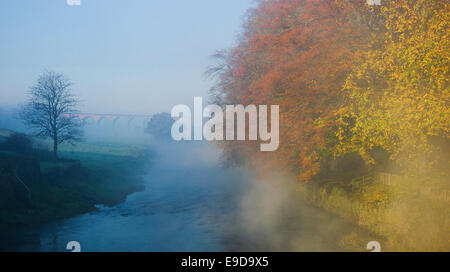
[20,71,82,159]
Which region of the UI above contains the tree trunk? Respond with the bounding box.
[53,139,58,160]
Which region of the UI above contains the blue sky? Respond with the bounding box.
[0,0,254,114]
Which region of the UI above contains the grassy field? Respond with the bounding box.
[0,134,154,228]
[0,129,13,138]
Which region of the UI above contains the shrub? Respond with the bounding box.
[5,133,32,153]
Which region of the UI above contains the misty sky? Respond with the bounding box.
[0,0,254,114]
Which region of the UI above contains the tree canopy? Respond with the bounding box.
[209,0,449,180]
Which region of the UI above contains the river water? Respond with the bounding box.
[1,142,355,252]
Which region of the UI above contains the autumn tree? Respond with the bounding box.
[21,71,82,159]
[335,0,449,174]
[209,0,375,180]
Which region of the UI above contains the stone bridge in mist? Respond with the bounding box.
[66,113,153,129]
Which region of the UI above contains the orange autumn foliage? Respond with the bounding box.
[209,0,375,181]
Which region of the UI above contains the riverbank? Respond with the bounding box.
[0,135,154,228]
[297,172,449,251]
[0,142,245,252]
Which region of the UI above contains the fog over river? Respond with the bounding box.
[1,142,355,252]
